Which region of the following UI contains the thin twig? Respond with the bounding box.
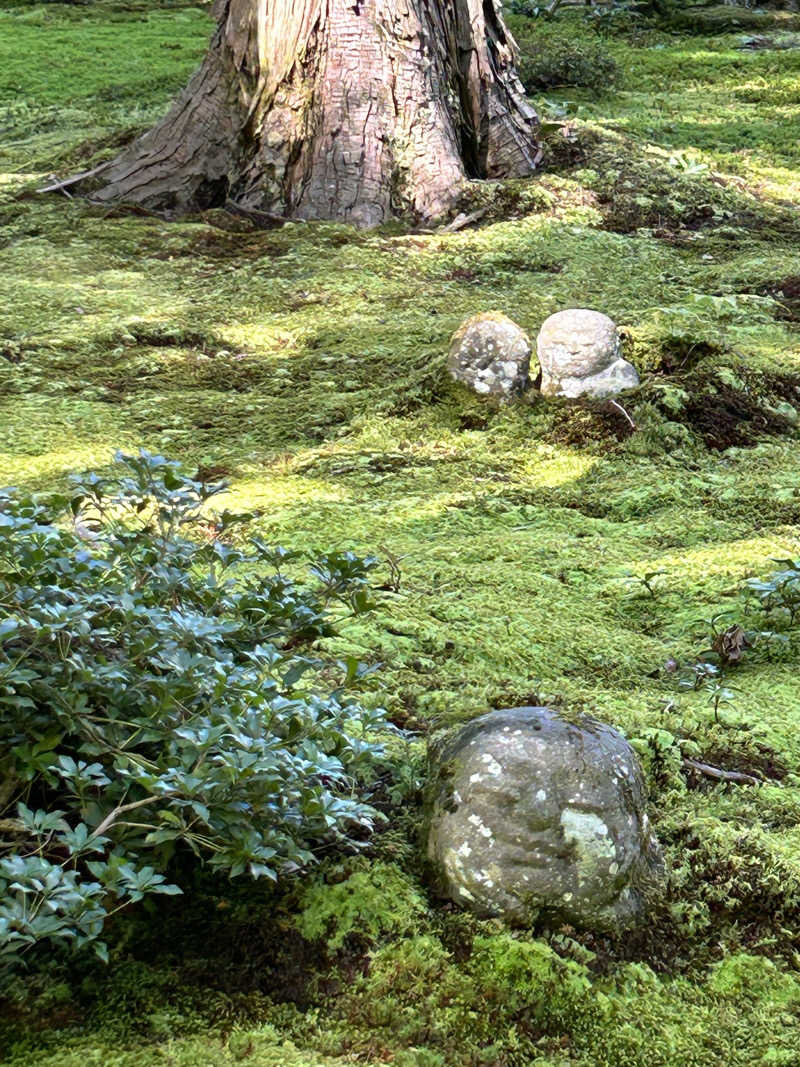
[440,208,489,233]
[91,794,166,840]
[608,399,636,429]
[86,201,170,221]
[38,161,112,195]
[224,198,289,228]
[683,758,760,786]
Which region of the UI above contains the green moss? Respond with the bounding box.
[0,4,212,176]
[304,931,800,1065]
[1,1028,355,1067]
[4,3,800,1064]
[295,861,427,952]
[665,5,800,36]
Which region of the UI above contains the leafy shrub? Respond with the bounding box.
[515,24,618,92]
[745,558,800,625]
[0,452,390,962]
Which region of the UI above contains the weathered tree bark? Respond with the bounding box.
[83,0,540,228]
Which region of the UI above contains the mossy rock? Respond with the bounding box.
[425,707,664,931]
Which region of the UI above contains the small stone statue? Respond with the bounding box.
[448,312,532,398]
[426,707,663,931]
[537,309,639,399]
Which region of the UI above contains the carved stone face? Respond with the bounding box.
[426,707,663,930]
[537,309,639,400]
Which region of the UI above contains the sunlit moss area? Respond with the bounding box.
[3,2,800,1064]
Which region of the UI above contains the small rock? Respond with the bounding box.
[448,312,532,399]
[537,309,639,399]
[774,401,799,426]
[426,707,662,931]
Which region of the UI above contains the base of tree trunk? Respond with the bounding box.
[79,0,540,228]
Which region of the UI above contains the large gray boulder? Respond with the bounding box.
[426,707,662,931]
[448,312,532,399]
[537,309,639,399]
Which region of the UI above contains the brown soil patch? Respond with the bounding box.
[673,381,792,450]
[546,402,636,448]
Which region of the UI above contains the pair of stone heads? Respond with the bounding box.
[448,308,640,401]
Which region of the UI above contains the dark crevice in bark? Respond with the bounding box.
[195,176,230,210]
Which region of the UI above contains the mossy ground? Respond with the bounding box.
[3,2,800,1063]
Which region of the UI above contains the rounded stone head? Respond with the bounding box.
[537,309,639,399]
[426,707,663,931]
[448,312,532,399]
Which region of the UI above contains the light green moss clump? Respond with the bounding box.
[295,862,427,952]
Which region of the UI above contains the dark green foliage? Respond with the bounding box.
[0,452,389,962]
[746,559,800,625]
[515,24,619,92]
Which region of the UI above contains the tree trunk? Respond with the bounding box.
[84,0,540,228]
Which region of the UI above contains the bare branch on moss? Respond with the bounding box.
[683,759,760,787]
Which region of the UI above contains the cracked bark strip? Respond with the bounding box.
[75,0,539,227]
